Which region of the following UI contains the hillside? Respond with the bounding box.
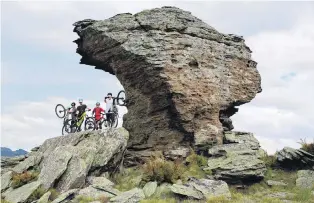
[1,147,28,157]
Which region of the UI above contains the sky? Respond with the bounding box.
[1,1,314,154]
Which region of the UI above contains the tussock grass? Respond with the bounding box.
[11,171,39,189]
[27,187,46,203]
[48,188,60,201]
[112,167,143,191]
[298,138,314,155]
[142,152,186,184]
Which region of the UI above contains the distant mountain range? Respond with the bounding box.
[1,147,28,157]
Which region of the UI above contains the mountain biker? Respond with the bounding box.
[92,102,104,130]
[67,102,77,128]
[104,93,114,126]
[76,98,87,131]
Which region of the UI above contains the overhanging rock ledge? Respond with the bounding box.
[72,6,262,165]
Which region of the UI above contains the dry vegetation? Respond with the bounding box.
[11,170,39,188]
[298,138,314,155]
[73,195,109,203]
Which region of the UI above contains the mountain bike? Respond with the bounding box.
[62,109,92,135]
[104,90,126,128]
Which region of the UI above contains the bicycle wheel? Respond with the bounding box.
[117,90,126,106]
[62,119,73,135]
[55,104,66,118]
[85,120,95,131]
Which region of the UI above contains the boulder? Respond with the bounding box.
[13,153,43,173]
[4,181,41,203]
[72,6,261,163]
[204,131,266,184]
[142,181,157,197]
[296,170,314,189]
[87,176,115,188]
[170,178,230,200]
[276,147,314,170]
[1,171,12,192]
[109,188,145,203]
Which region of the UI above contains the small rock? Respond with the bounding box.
[88,176,115,188]
[37,191,51,203]
[143,181,157,197]
[51,189,78,203]
[5,181,42,203]
[79,186,117,198]
[188,178,231,199]
[109,188,145,203]
[170,184,204,200]
[1,171,12,192]
[176,179,183,185]
[296,170,314,189]
[154,183,172,198]
[266,180,287,187]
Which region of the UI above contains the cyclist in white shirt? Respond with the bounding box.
[104,93,114,126]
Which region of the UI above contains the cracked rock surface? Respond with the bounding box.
[72,6,261,164]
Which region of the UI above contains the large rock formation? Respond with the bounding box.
[1,129,129,203]
[72,6,262,164]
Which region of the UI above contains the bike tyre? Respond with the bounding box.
[55,104,66,118]
[117,90,126,106]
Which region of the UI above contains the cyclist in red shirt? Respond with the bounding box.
[92,102,105,130]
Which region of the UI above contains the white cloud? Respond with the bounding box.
[1,97,128,151]
[233,11,314,154]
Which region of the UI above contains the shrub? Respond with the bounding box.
[260,152,277,168]
[186,150,208,167]
[142,152,187,184]
[298,138,314,155]
[11,171,39,188]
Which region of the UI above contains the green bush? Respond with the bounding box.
[298,138,314,155]
[112,167,143,191]
[11,171,39,189]
[74,195,109,203]
[48,188,60,201]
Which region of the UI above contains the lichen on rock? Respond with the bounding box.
[72,6,262,164]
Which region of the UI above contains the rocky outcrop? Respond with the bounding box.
[2,128,128,201]
[1,155,27,174]
[72,6,262,163]
[276,147,314,170]
[204,131,267,184]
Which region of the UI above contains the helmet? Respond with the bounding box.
[71,102,76,106]
[96,102,100,106]
[78,98,83,103]
[107,93,112,96]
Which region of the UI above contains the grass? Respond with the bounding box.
[298,138,314,155]
[48,188,60,201]
[11,170,39,189]
[73,195,109,203]
[27,187,46,203]
[140,198,177,203]
[260,152,277,168]
[1,199,12,203]
[112,167,143,191]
